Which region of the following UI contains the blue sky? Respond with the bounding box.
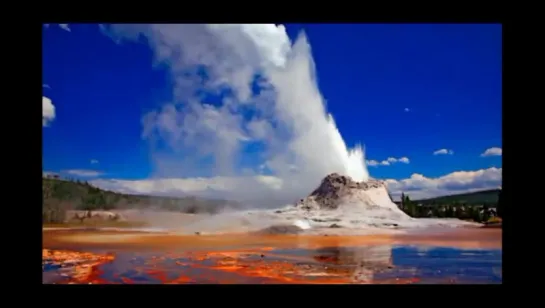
[42,24,502,202]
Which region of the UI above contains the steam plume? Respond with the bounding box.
[101,24,369,205]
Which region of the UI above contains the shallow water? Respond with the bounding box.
[43,242,501,284]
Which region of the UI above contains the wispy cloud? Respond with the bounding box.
[58,24,71,32]
[42,84,50,89]
[366,156,410,167]
[43,24,71,32]
[64,169,104,177]
[481,147,502,157]
[90,159,99,164]
[404,107,410,112]
[433,148,454,155]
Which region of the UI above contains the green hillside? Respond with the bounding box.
[42,177,240,223]
[415,189,500,206]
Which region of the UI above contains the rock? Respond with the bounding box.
[295,173,386,210]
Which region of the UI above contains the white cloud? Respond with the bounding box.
[367,156,409,167]
[43,24,71,32]
[404,108,410,112]
[384,167,502,200]
[58,24,71,32]
[43,171,59,178]
[481,147,502,157]
[91,167,502,205]
[398,157,410,164]
[64,169,103,177]
[42,84,50,89]
[42,96,55,127]
[99,23,371,204]
[433,148,454,155]
[90,159,99,164]
[366,160,379,167]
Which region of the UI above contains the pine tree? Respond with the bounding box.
[404,194,414,216]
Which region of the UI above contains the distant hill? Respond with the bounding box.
[42,177,241,219]
[415,189,500,206]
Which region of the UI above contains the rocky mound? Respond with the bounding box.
[295,173,387,211]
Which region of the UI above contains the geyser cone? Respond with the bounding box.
[296,173,405,214]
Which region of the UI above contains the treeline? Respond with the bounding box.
[416,189,500,206]
[398,190,503,223]
[42,177,240,224]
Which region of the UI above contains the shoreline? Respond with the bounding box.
[43,227,501,251]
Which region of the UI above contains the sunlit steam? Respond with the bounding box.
[264,30,370,185]
[327,115,369,182]
[92,24,489,235]
[101,24,370,204]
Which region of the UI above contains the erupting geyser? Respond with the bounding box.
[326,114,369,183]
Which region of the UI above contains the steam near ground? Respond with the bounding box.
[116,185,480,236]
[91,24,482,235]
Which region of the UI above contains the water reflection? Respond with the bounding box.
[311,245,394,283]
[308,245,502,284]
[43,243,501,284]
[391,246,502,283]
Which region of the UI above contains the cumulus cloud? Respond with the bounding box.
[99,23,372,205]
[433,148,454,155]
[42,96,55,127]
[481,147,502,157]
[91,167,502,204]
[384,167,502,200]
[366,156,409,167]
[64,169,104,177]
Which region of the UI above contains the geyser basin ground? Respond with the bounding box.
[42,228,501,284]
[129,172,482,236]
[42,174,498,284]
